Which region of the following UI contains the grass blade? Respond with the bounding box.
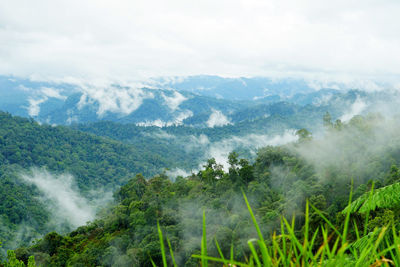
[192,254,249,267]
[242,190,271,265]
[202,209,208,267]
[214,237,229,266]
[248,239,262,267]
[167,237,177,267]
[157,221,168,267]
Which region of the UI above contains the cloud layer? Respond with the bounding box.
[183,130,299,171]
[206,109,231,127]
[21,169,111,228]
[1,0,400,83]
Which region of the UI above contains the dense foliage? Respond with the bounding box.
[0,111,178,252]
[9,113,400,266]
[0,111,175,186]
[73,102,331,173]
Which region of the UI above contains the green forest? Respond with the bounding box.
[0,0,397,265]
[3,111,400,266]
[0,111,181,252]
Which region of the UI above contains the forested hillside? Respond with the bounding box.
[10,113,400,266]
[72,101,330,173]
[0,111,178,253]
[1,0,398,265]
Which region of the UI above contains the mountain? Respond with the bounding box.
[2,75,395,130]
[0,76,76,118]
[0,84,345,254]
[12,113,400,266]
[0,111,184,252]
[0,75,342,127]
[72,87,395,173]
[72,101,328,172]
[2,75,400,265]
[0,76,246,126]
[156,75,318,100]
[37,89,246,126]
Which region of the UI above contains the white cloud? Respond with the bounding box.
[24,86,66,117]
[206,130,298,170]
[161,91,188,111]
[312,93,334,106]
[206,109,231,127]
[165,168,192,180]
[0,0,399,84]
[183,131,298,170]
[152,131,176,139]
[175,109,193,123]
[184,134,211,152]
[18,85,32,92]
[136,109,193,127]
[41,87,67,100]
[340,97,368,122]
[305,78,387,92]
[27,97,47,116]
[21,169,96,228]
[77,85,154,116]
[136,119,167,127]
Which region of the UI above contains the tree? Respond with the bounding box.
[384,165,400,186]
[323,112,333,128]
[3,250,36,267]
[296,128,312,142]
[200,158,224,183]
[228,152,239,168]
[228,152,240,184]
[334,119,343,130]
[238,159,254,185]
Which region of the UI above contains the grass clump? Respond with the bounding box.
[157,187,400,267]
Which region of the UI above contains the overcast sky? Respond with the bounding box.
[0,0,399,84]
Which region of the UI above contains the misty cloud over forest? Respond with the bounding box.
[21,169,113,229]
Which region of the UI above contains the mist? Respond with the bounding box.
[206,109,231,127]
[161,91,187,111]
[26,86,69,117]
[77,84,155,116]
[136,110,193,127]
[339,96,368,122]
[21,168,113,229]
[205,130,298,170]
[165,168,192,181]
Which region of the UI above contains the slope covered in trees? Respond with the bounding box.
[72,101,331,173]
[0,111,180,253]
[11,113,400,266]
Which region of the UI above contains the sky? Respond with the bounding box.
[0,0,399,84]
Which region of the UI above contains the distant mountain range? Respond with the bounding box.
[0,75,398,128]
[1,75,400,254]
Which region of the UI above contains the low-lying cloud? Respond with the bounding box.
[206,109,231,128]
[136,110,193,127]
[206,130,298,169]
[291,112,400,186]
[41,87,67,100]
[26,87,67,117]
[21,169,112,228]
[165,168,192,181]
[27,97,47,117]
[161,91,187,111]
[182,130,298,172]
[340,96,368,122]
[77,85,155,116]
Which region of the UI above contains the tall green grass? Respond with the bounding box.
[157,188,400,266]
